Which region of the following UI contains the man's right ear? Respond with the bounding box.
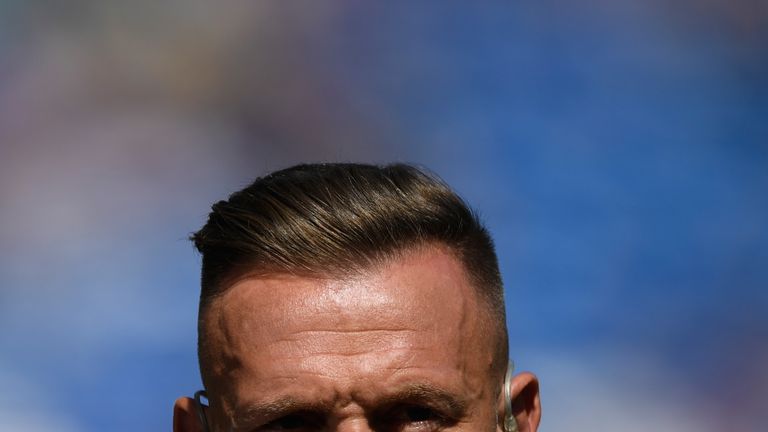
[173,397,205,432]
[499,372,541,432]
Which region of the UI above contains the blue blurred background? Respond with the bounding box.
[1,1,766,431]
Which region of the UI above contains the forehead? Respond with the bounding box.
[202,246,495,412]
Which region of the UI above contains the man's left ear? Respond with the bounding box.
[173,397,205,432]
[498,372,542,432]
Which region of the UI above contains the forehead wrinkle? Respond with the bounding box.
[285,327,418,336]
[274,328,419,350]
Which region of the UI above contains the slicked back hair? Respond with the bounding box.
[191,163,508,386]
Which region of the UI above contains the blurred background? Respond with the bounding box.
[1,1,767,430]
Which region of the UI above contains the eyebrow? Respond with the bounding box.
[378,383,469,418]
[231,397,328,430]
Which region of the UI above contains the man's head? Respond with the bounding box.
[174,163,540,432]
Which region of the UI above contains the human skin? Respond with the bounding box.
[173,246,541,432]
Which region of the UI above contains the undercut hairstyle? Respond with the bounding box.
[191,163,508,387]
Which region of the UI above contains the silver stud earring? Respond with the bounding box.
[504,414,519,432]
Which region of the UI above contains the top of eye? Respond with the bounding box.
[375,404,453,432]
[258,412,323,432]
[404,406,437,423]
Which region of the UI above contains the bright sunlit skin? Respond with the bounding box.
[174,246,541,432]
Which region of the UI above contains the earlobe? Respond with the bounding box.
[499,372,542,432]
[173,397,204,432]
